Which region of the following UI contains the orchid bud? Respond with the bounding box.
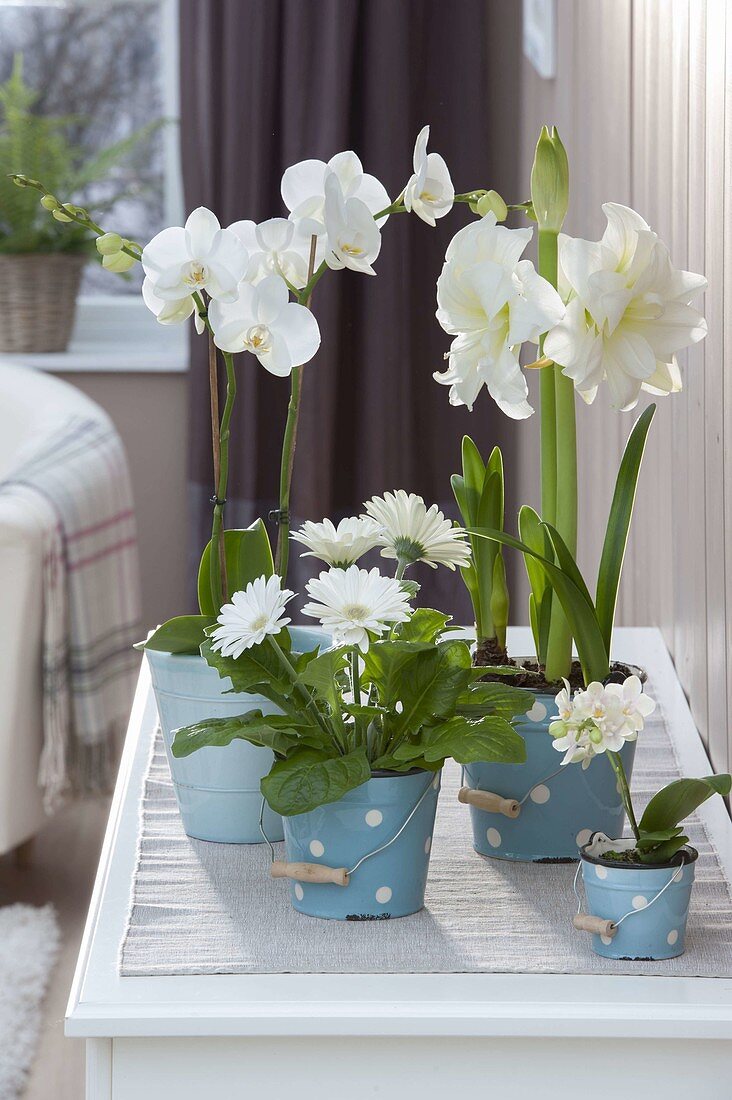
[66,204,89,220]
[476,190,508,222]
[96,232,124,256]
[40,195,60,211]
[102,250,136,273]
[530,125,569,233]
[52,208,74,223]
[467,189,487,215]
[11,174,29,188]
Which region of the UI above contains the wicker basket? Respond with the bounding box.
[0,252,86,354]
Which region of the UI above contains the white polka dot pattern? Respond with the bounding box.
[595,864,608,879]
[632,894,648,910]
[424,836,432,854]
[309,839,324,857]
[486,827,502,848]
[600,933,613,946]
[375,886,392,904]
[667,929,679,945]
[526,701,547,722]
[576,829,592,847]
[529,784,550,804]
[365,809,383,827]
[294,883,304,901]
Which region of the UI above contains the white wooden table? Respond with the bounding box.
[66,627,732,1099]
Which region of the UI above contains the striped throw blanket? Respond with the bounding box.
[0,413,141,809]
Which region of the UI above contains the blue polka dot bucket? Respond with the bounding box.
[148,626,330,846]
[577,835,698,960]
[279,769,441,920]
[462,691,636,862]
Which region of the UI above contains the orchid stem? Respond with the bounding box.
[608,751,640,841]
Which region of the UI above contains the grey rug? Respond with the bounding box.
[120,683,732,977]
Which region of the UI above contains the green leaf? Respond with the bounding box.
[200,636,292,706]
[639,774,732,834]
[468,526,610,684]
[518,506,552,664]
[136,615,215,655]
[596,404,656,653]
[543,523,595,610]
[261,748,371,816]
[396,608,452,644]
[298,647,349,714]
[400,714,526,766]
[456,681,534,721]
[366,639,474,737]
[638,836,689,865]
[171,710,303,758]
[197,520,274,616]
[461,435,486,518]
[636,827,684,849]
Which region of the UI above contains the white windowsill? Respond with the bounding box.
[0,295,189,375]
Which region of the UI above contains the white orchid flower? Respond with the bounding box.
[322,172,382,275]
[544,203,707,410]
[211,576,295,659]
[141,277,206,334]
[209,274,320,376]
[229,217,312,290]
[302,565,411,652]
[141,207,248,304]
[281,150,390,238]
[403,125,454,226]
[434,213,564,417]
[550,675,655,769]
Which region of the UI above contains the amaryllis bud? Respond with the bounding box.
[530,125,569,233]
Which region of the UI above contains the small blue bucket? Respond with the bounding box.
[147,625,329,845]
[278,769,441,920]
[578,837,698,960]
[462,691,636,862]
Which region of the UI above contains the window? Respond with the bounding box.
[0,0,185,370]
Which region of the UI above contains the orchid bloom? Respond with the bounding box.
[323,172,382,275]
[141,278,205,334]
[434,213,565,418]
[229,217,312,290]
[281,150,390,238]
[544,202,707,410]
[208,274,320,376]
[141,207,248,305]
[403,125,454,226]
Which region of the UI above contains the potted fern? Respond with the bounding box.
[0,56,158,353]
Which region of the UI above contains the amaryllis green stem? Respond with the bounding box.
[208,349,237,609]
[608,751,640,841]
[537,227,576,681]
[275,235,318,580]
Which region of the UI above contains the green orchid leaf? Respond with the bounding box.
[595,404,656,653]
[456,681,534,721]
[396,608,452,644]
[468,526,610,684]
[137,615,216,655]
[636,827,684,849]
[638,835,690,865]
[171,710,303,759]
[261,748,371,816]
[197,519,274,616]
[639,774,732,834]
[409,714,527,766]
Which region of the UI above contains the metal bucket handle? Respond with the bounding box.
[459,763,570,819]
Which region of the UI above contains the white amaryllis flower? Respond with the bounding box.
[291,516,383,568]
[229,217,312,290]
[302,565,411,651]
[323,172,382,275]
[142,207,248,304]
[363,490,471,571]
[434,213,564,418]
[141,278,205,334]
[210,575,295,659]
[544,202,707,410]
[209,274,320,375]
[281,150,390,238]
[403,125,454,226]
[550,674,655,769]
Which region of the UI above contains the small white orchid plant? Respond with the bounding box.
[437,127,708,689]
[11,125,511,656]
[170,491,532,817]
[550,674,730,864]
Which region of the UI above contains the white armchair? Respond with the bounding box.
[0,363,103,856]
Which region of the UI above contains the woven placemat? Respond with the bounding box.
[120,680,732,977]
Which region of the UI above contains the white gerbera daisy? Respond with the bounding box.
[211,575,294,659]
[291,516,383,568]
[363,489,471,571]
[302,565,411,651]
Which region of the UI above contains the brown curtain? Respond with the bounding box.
[179,0,522,615]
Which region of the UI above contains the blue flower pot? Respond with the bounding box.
[579,839,698,960]
[147,625,329,845]
[463,691,636,862]
[280,769,441,920]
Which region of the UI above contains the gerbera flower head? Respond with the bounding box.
[301,565,412,651]
[363,489,471,571]
[291,516,383,568]
[210,575,294,659]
